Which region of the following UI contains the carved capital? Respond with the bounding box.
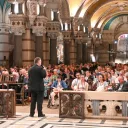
[47,32,59,39]
[11,27,25,35]
[9,14,26,35]
[32,16,48,36]
[32,27,46,36]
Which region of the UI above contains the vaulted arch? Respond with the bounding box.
[60,0,70,18]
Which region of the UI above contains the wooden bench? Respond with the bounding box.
[0,75,25,105]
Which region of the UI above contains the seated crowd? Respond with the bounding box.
[0,62,128,105]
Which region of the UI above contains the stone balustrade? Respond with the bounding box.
[59,91,128,119]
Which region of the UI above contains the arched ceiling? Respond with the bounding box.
[65,0,128,29]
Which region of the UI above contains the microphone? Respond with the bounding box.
[41,65,46,70]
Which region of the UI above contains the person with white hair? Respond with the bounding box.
[116,76,128,92]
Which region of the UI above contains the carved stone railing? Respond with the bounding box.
[59,91,128,119]
[0,89,16,118]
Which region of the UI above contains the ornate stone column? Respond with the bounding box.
[82,43,87,64]
[47,20,60,65]
[47,32,58,65]
[82,36,90,63]
[32,15,48,59]
[22,29,35,66]
[32,0,48,64]
[0,23,10,66]
[43,34,50,66]
[8,0,26,66]
[62,18,77,64]
[64,40,70,65]
[76,41,82,64]
[14,34,23,67]
[9,14,26,67]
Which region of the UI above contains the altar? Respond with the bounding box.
[59,91,128,119]
[0,89,16,118]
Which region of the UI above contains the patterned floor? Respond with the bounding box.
[0,113,128,128]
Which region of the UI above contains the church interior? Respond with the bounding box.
[0,0,128,128]
[0,0,128,67]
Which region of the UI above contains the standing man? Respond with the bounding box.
[28,57,46,117]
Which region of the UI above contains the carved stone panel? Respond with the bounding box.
[59,91,85,119]
[0,89,16,117]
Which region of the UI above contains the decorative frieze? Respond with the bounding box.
[62,31,71,40]
[0,23,10,34]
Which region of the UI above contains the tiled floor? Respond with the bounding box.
[0,113,128,128]
[0,100,128,128]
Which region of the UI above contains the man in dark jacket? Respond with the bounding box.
[116,76,128,92]
[28,57,46,117]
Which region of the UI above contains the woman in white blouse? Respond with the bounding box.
[75,74,89,91]
[96,74,108,92]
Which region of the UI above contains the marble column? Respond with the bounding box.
[64,40,70,65]
[50,39,57,64]
[22,29,35,66]
[69,39,76,64]
[43,34,49,66]
[0,25,10,66]
[13,35,22,67]
[76,42,82,64]
[82,43,87,64]
[35,36,43,59]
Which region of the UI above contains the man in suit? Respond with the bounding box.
[116,76,128,92]
[28,57,46,117]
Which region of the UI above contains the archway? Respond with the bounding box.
[115,34,128,64]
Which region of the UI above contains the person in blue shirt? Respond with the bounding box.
[50,75,68,106]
